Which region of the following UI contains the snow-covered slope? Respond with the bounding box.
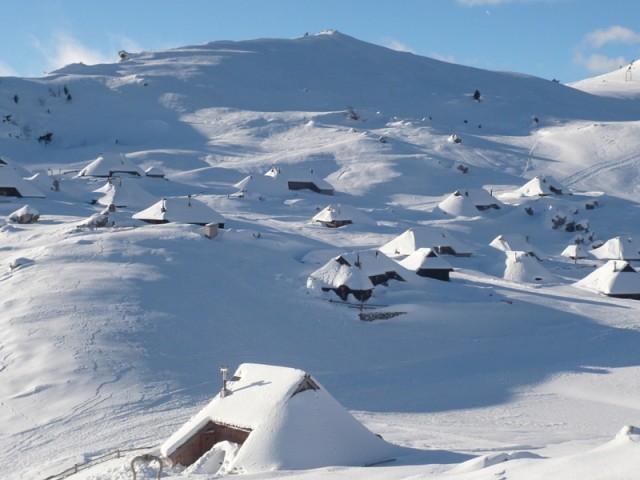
[1,31,640,480]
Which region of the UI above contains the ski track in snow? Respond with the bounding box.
[561,152,640,187]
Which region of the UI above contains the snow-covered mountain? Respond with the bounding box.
[1,30,640,479]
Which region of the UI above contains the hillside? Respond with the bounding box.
[1,31,640,479]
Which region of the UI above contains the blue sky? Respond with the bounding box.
[1,0,638,83]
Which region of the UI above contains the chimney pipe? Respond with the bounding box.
[220,365,228,398]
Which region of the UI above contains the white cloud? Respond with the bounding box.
[0,60,18,77]
[585,26,640,48]
[572,25,639,76]
[430,52,458,64]
[383,38,415,54]
[573,52,628,74]
[33,32,113,72]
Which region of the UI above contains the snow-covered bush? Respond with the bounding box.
[8,205,39,224]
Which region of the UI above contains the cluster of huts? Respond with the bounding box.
[0,153,342,232]
[306,174,640,303]
[2,154,639,302]
[306,226,468,302]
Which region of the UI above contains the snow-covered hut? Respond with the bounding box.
[503,251,556,284]
[436,188,503,216]
[77,153,143,178]
[144,166,166,178]
[561,244,587,260]
[574,260,640,299]
[233,167,334,198]
[161,363,397,474]
[0,165,46,198]
[312,204,373,228]
[398,248,454,281]
[489,234,543,260]
[517,175,566,197]
[268,167,334,195]
[336,250,407,286]
[380,226,474,258]
[232,173,285,198]
[133,196,225,227]
[92,178,157,209]
[589,236,640,261]
[307,256,375,302]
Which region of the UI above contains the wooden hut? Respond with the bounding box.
[160,363,398,474]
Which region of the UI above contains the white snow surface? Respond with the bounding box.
[1,31,640,480]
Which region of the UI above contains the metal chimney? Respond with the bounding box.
[220,365,228,398]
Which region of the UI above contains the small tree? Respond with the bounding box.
[38,132,53,146]
[346,106,360,120]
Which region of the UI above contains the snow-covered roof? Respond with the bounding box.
[0,166,46,198]
[436,188,503,216]
[307,258,375,291]
[379,226,474,257]
[312,204,373,225]
[132,196,225,225]
[516,175,566,197]
[337,249,408,279]
[589,236,640,261]
[489,234,543,259]
[574,260,640,296]
[399,248,453,272]
[265,166,331,184]
[235,167,335,197]
[503,251,556,284]
[561,244,586,259]
[233,174,287,197]
[78,153,143,178]
[161,363,397,474]
[92,179,157,208]
[144,166,165,178]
